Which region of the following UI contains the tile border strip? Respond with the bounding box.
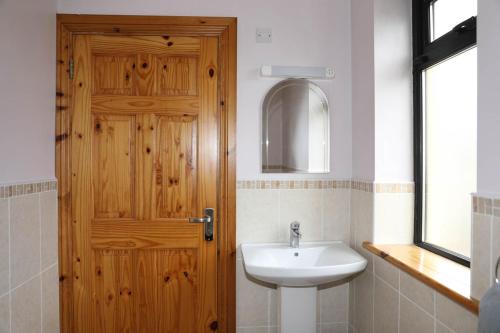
[374,182,414,194]
[236,180,351,190]
[236,179,414,193]
[0,180,57,199]
[472,194,500,217]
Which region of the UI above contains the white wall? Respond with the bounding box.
[373,0,413,182]
[477,0,500,195]
[57,0,353,181]
[351,0,375,181]
[0,0,57,183]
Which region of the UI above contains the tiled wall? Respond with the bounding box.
[471,195,500,300]
[236,180,351,333]
[350,254,479,333]
[349,181,479,333]
[0,181,59,333]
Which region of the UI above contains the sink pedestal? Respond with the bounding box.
[279,286,317,333]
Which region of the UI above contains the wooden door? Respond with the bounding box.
[70,34,219,332]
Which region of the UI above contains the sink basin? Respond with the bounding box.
[241,241,367,287]
[241,241,367,333]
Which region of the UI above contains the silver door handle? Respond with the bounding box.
[189,208,214,241]
[189,215,212,223]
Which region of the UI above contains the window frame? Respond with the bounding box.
[412,0,477,267]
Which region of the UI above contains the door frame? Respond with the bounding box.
[55,14,237,332]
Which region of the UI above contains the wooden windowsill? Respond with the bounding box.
[362,241,479,314]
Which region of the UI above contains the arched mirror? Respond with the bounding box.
[262,79,330,173]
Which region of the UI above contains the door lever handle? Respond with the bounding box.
[189,208,214,241]
[189,215,212,223]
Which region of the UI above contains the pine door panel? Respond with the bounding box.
[71,34,218,333]
[157,56,198,96]
[154,115,197,219]
[92,114,136,219]
[92,55,135,95]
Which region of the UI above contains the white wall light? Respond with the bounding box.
[260,65,335,80]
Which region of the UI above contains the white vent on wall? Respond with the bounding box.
[260,65,335,80]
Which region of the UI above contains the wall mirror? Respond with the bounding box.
[262,79,330,173]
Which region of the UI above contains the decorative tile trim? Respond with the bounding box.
[374,183,415,194]
[236,179,414,193]
[236,180,351,190]
[351,180,373,193]
[472,194,500,217]
[0,180,57,199]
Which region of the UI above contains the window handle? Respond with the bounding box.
[452,16,476,34]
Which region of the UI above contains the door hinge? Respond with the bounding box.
[69,58,74,80]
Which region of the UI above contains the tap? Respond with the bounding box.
[290,222,302,248]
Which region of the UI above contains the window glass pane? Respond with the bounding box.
[430,0,477,41]
[423,47,477,258]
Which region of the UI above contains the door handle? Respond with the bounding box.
[189,215,212,223]
[189,208,214,241]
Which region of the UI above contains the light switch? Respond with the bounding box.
[256,28,272,43]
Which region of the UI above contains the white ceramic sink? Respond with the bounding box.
[241,241,367,287]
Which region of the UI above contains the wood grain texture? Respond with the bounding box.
[92,114,136,219]
[363,242,479,314]
[134,53,156,96]
[56,20,74,333]
[157,56,198,96]
[92,95,199,113]
[90,35,201,55]
[194,37,218,332]
[154,115,197,218]
[57,15,237,333]
[71,33,218,333]
[91,221,200,250]
[93,249,198,332]
[92,55,134,95]
[216,20,237,332]
[71,35,94,333]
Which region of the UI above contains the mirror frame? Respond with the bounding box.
[261,78,330,174]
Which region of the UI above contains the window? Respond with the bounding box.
[413,0,477,266]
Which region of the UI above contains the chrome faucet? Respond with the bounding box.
[290,222,302,248]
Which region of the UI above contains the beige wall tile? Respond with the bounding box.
[436,293,478,333]
[11,276,41,333]
[237,189,280,245]
[323,189,350,243]
[269,288,278,327]
[0,294,9,333]
[354,271,373,333]
[373,193,413,244]
[373,255,398,289]
[0,199,9,295]
[352,191,373,251]
[351,191,374,275]
[268,326,279,333]
[42,265,59,333]
[491,216,500,286]
[40,191,58,270]
[471,213,492,299]
[279,189,323,241]
[436,321,455,333]
[373,277,398,333]
[399,271,435,314]
[399,296,434,333]
[10,194,40,287]
[348,282,355,327]
[320,322,348,333]
[236,259,270,327]
[236,327,268,333]
[319,283,349,324]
